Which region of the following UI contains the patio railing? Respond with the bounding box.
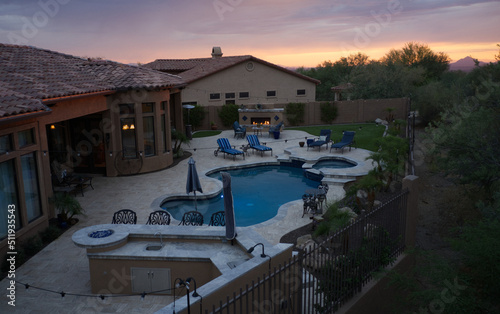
[206,188,409,313]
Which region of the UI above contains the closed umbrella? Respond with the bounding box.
[221,172,237,241]
[186,157,203,210]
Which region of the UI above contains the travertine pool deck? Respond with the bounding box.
[0,128,377,313]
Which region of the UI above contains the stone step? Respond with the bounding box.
[321,177,356,186]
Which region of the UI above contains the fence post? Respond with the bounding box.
[402,175,419,247]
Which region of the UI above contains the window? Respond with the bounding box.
[239,92,249,99]
[143,117,155,157]
[21,153,42,222]
[225,92,235,99]
[209,93,221,100]
[0,134,12,155]
[161,101,168,111]
[18,129,35,147]
[120,118,137,158]
[267,90,276,97]
[297,89,306,96]
[119,103,135,115]
[142,103,155,157]
[225,100,236,105]
[161,114,168,152]
[0,159,21,239]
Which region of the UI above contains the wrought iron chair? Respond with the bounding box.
[111,209,137,224]
[146,210,171,225]
[208,211,225,226]
[179,211,204,226]
[302,194,318,217]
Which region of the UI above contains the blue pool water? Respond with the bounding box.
[161,165,320,227]
[313,159,356,169]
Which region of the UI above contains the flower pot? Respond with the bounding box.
[299,141,305,147]
[273,131,280,139]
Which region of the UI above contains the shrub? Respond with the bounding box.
[40,225,62,243]
[320,102,338,124]
[285,102,306,126]
[183,104,206,129]
[22,235,43,257]
[218,103,239,127]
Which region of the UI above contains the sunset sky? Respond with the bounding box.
[0,0,498,67]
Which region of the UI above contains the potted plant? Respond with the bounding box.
[210,121,218,130]
[50,192,85,227]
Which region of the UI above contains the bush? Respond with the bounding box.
[22,235,43,257]
[183,104,206,129]
[40,225,62,243]
[285,102,306,126]
[218,103,239,127]
[320,102,338,124]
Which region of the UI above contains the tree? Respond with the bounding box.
[381,42,450,81]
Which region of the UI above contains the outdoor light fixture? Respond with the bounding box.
[247,243,267,258]
[50,124,56,129]
[173,277,202,314]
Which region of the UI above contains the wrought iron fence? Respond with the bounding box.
[208,189,409,313]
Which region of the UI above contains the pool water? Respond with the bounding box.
[313,159,355,169]
[161,165,319,227]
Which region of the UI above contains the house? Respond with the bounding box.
[0,44,185,256]
[144,47,320,126]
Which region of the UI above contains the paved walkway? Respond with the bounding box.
[0,129,374,313]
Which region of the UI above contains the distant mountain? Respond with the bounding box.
[449,56,488,72]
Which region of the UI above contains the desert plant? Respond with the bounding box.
[218,103,239,127]
[183,104,206,129]
[320,102,338,124]
[171,128,190,155]
[49,192,84,222]
[285,102,306,126]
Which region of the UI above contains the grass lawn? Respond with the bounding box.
[191,123,386,151]
[192,130,222,138]
[288,123,386,151]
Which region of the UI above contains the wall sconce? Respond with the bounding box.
[50,124,56,130]
[122,124,135,130]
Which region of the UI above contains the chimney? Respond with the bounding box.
[211,46,223,58]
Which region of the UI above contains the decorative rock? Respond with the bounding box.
[296,234,312,247]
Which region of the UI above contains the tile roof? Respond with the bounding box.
[0,44,185,119]
[143,55,321,85]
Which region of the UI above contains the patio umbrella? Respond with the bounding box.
[221,172,237,241]
[186,157,203,210]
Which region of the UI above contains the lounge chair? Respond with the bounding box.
[215,138,245,160]
[208,211,225,226]
[111,209,137,224]
[268,121,284,137]
[246,135,272,156]
[233,121,246,139]
[307,129,332,151]
[179,211,204,226]
[146,210,171,225]
[330,131,356,153]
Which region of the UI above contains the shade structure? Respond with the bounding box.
[221,172,237,241]
[186,157,203,210]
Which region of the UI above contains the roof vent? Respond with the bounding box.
[211,46,223,58]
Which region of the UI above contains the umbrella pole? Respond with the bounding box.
[194,191,197,210]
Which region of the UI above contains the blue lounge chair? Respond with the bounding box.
[215,138,245,160]
[307,129,331,151]
[330,131,356,153]
[233,121,246,139]
[246,135,272,156]
[268,121,284,137]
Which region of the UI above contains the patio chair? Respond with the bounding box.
[111,209,137,224]
[268,121,284,137]
[208,211,225,226]
[179,211,204,226]
[146,210,171,225]
[215,138,245,160]
[233,121,246,139]
[330,131,356,153]
[307,129,332,151]
[246,135,272,156]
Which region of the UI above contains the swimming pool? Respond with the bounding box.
[161,165,320,227]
